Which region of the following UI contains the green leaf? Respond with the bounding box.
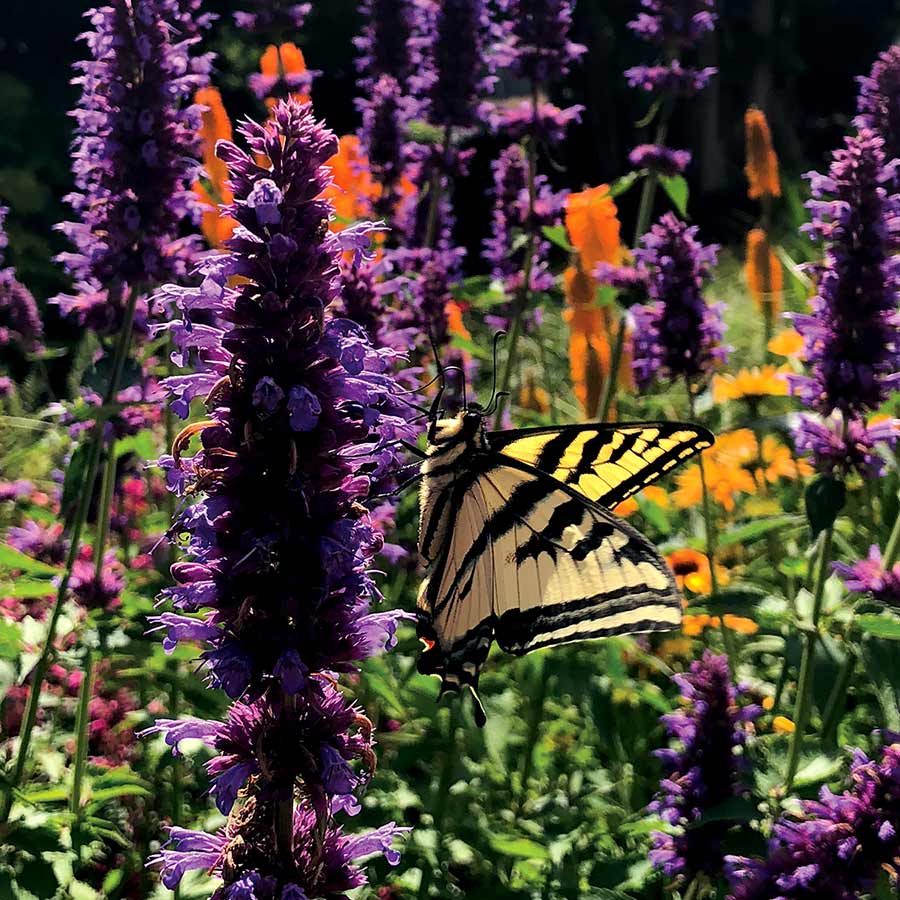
[0,579,55,599]
[406,119,444,145]
[793,753,844,787]
[855,614,900,640]
[0,543,62,577]
[659,175,689,217]
[61,441,91,526]
[608,171,640,198]
[449,334,492,362]
[115,430,157,462]
[542,224,574,252]
[805,475,846,537]
[719,516,803,548]
[489,835,552,861]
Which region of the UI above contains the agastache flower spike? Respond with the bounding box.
[597,212,726,390]
[54,0,211,333]
[789,129,900,475]
[726,738,900,899]
[234,0,311,32]
[146,98,413,896]
[0,204,44,354]
[649,652,761,882]
[856,45,900,162]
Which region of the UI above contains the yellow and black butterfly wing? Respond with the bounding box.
[416,458,681,697]
[487,422,714,509]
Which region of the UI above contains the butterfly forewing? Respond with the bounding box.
[487,422,714,509]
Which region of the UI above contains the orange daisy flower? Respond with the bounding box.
[713,365,790,403]
[768,329,804,358]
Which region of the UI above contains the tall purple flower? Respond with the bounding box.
[146,99,413,896]
[0,205,44,354]
[483,143,566,296]
[53,0,210,333]
[234,0,310,31]
[789,130,900,474]
[494,0,585,85]
[354,0,418,92]
[649,652,761,881]
[726,739,900,899]
[412,0,495,129]
[857,45,900,163]
[625,0,717,171]
[597,212,725,389]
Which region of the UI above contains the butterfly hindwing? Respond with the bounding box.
[416,458,681,692]
[487,422,714,508]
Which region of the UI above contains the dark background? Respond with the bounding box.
[2,0,899,312]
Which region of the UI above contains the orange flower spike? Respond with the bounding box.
[564,265,612,419]
[322,135,379,232]
[565,185,623,272]
[519,372,551,415]
[744,108,781,199]
[745,228,783,315]
[195,87,233,196]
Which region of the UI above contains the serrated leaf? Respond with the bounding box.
[608,171,640,198]
[0,543,62,577]
[489,835,551,860]
[659,175,689,216]
[855,614,900,640]
[542,224,574,252]
[719,516,803,547]
[805,475,846,537]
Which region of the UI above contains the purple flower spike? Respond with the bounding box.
[354,0,418,93]
[145,99,414,894]
[648,652,761,882]
[596,212,725,389]
[494,0,586,86]
[625,61,717,96]
[234,1,311,32]
[793,416,899,480]
[53,1,211,334]
[789,130,900,420]
[726,738,900,899]
[856,45,900,162]
[0,205,44,354]
[628,0,718,49]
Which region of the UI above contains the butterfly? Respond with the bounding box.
[409,349,714,725]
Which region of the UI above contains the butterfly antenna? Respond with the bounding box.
[485,390,509,417]
[483,331,506,413]
[426,325,447,421]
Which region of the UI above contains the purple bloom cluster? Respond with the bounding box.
[791,130,900,417]
[489,100,583,144]
[0,205,44,355]
[629,144,692,176]
[412,0,495,129]
[483,143,567,296]
[789,130,900,475]
[856,45,900,162]
[833,545,900,610]
[145,99,412,896]
[354,0,418,92]
[793,416,898,480]
[726,738,900,899]
[494,0,586,85]
[629,0,717,47]
[234,1,311,31]
[54,1,210,334]
[597,212,725,389]
[624,61,717,96]
[152,801,405,899]
[649,652,761,881]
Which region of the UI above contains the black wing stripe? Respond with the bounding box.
[567,430,615,482]
[536,430,576,473]
[430,476,560,615]
[513,498,586,564]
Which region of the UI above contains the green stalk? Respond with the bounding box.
[423,125,453,251]
[494,95,539,428]
[0,286,138,826]
[417,706,459,900]
[516,659,551,810]
[784,525,834,790]
[882,502,900,569]
[92,440,118,579]
[69,648,95,816]
[820,646,855,746]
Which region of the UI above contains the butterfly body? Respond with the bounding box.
[415,407,714,718]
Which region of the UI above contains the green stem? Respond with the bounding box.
[784,526,834,790]
[423,125,453,251]
[93,439,118,579]
[882,502,900,569]
[0,285,137,826]
[69,648,95,816]
[516,659,550,810]
[820,646,855,746]
[494,112,539,429]
[417,707,458,900]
